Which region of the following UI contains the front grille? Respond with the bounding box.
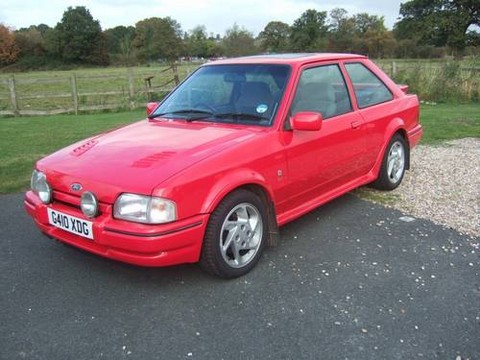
[52,190,81,208]
[52,190,109,216]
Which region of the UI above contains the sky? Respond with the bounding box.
[0,0,406,35]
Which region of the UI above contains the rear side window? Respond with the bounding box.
[291,64,352,119]
[345,63,393,108]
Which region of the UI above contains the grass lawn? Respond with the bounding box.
[0,109,144,193]
[420,103,480,143]
[0,103,479,194]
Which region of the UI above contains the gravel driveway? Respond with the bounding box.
[358,137,480,239]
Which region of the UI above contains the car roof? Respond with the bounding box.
[205,53,367,66]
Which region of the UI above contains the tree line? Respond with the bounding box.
[0,0,479,70]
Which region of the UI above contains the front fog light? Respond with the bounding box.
[81,191,98,218]
[31,170,52,204]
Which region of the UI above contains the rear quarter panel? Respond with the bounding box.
[342,58,420,172]
[359,95,419,163]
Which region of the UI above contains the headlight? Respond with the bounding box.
[31,170,52,204]
[113,193,177,224]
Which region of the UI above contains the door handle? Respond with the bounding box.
[351,121,361,129]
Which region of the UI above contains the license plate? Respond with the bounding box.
[47,208,94,240]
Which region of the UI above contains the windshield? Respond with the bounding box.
[151,64,291,126]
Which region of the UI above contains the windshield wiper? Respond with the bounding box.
[214,112,268,121]
[149,109,214,121]
[150,109,269,123]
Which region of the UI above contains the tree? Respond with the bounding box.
[350,14,392,57]
[352,13,387,35]
[221,24,257,57]
[258,21,291,53]
[326,9,396,57]
[184,26,217,58]
[361,29,397,58]
[15,25,50,58]
[290,9,329,51]
[104,26,136,64]
[133,17,183,62]
[0,24,19,66]
[466,29,480,48]
[329,8,349,32]
[13,25,56,69]
[105,26,135,54]
[327,8,356,52]
[48,6,108,65]
[394,0,480,55]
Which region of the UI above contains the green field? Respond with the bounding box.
[0,64,199,113]
[420,103,480,143]
[0,103,478,194]
[375,59,480,103]
[0,59,479,115]
[0,110,143,193]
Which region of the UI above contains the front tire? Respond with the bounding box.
[372,134,408,190]
[200,189,268,278]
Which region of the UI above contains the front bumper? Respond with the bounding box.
[24,191,208,267]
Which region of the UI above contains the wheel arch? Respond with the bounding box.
[370,128,409,190]
[393,128,410,170]
[381,118,410,170]
[201,171,280,247]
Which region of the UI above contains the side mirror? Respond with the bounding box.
[291,112,323,131]
[146,102,159,116]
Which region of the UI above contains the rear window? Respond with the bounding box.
[345,63,393,108]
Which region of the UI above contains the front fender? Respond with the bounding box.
[200,168,275,214]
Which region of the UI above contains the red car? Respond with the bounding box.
[25,53,422,278]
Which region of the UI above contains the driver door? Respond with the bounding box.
[279,63,369,213]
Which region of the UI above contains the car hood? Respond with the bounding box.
[37,119,259,203]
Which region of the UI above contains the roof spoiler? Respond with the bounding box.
[397,84,409,94]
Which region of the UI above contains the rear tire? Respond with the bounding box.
[372,134,408,190]
[200,189,268,278]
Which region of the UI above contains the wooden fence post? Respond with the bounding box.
[172,63,180,86]
[8,76,19,116]
[127,69,135,109]
[392,61,397,77]
[71,74,79,115]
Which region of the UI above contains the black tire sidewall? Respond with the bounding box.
[380,134,407,190]
[200,189,268,278]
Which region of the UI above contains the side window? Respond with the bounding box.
[292,64,352,119]
[345,63,393,108]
